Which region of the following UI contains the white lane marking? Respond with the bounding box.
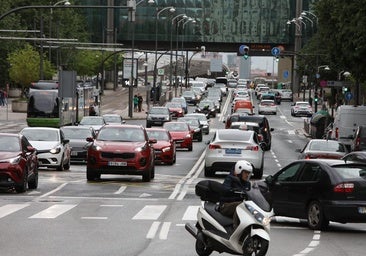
[37,182,68,199]
[0,204,30,218]
[288,130,296,135]
[159,222,171,240]
[132,205,167,220]
[114,186,127,194]
[81,217,108,220]
[177,161,205,201]
[182,206,199,221]
[146,221,160,239]
[100,205,124,207]
[29,204,77,219]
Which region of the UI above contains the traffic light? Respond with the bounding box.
[342,87,349,93]
[314,93,319,103]
[243,46,249,60]
[275,56,279,62]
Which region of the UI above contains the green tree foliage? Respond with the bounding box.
[7,44,55,95]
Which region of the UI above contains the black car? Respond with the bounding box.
[342,151,366,164]
[181,90,199,105]
[224,114,273,150]
[261,159,366,230]
[195,99,217,118]
[177,117,203,142]
[146,106,172,128]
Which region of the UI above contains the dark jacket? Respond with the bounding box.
[220,173,251,203]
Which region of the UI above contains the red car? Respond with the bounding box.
[86,124,156,182]
[164,102,184,118]
[0,133,38,193]
[163,122,193,151]
[146,128,176,165]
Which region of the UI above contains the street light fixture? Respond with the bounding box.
[153,6,175,104]
[314,65,330,112]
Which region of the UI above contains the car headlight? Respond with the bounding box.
[185,134,191,138]
[0,156,21,164]
[162,146,171,152]
[91,145,102,151]
[135,144,147,152]
[165,116,170,120]
[50,146,62,154]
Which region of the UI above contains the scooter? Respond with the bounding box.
[185,180,273,256]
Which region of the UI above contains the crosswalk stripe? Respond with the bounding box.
[29,204,77,219]
[132,205,167,220]
[146,221,160,239]
[182,206,199,221]
[0,204,30,218]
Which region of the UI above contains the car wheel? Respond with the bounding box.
[64,156,71,170]
[150,163,155,179]
[28,171,38,189]
[142,169,151,182]
[15,169,27,193]
[57,155,65,171]
[307,201,329,230]
[86,168,100,181]
[198,134,203,142]
[188,144,193,151]
[204,166,214,177]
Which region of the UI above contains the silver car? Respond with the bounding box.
[20,127,71,171]
[204,129,264,179]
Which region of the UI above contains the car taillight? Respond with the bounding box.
[335,127,339,139]
[209,144,221,150]
[334,183,354,193]
[245,145,259,151]
[356,137,361,149]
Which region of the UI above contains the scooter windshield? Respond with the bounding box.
[246,185,271,212]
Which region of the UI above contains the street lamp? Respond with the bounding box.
[301,10,318,23]
[153,6,175,104]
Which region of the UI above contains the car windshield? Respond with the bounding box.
[332,165,366,179]
[309,141,346,152]
[103,116,121,123]
[150,108,169,114]
[297,103,310,107]
[0,136,20,151]
[165,103,181,108]
[146,130,169,141]
[97,127,145,142]
[80,117,104,125]
[180,118,199,126]
[187,114,207,122]
[217,131,251,141]
[198,101,214,108]
[164,123,188,131]
[21,129,59,141]
[62,128,92,139]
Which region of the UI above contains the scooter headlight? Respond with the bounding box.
[245,203,271,226]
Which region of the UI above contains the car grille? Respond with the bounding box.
[101,152,135,159]
[151,117,165,120]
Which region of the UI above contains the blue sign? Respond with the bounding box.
[271,47,280,56]
[283,70,289,79]
[345,92,353,101]
[239,44,249,55]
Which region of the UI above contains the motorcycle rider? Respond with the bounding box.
[219,160,252,229]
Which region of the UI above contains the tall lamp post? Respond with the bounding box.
[153,6,175,104]
[315,65,330,112]
[169,14,186,91]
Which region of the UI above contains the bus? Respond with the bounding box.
[26,81,96,127]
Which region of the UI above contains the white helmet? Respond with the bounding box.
[234,160,253,175]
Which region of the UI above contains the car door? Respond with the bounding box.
[270,162,303,216]
[286,162,323,218]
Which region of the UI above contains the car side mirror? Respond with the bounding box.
[295,148,302,153]
[265,175,274,185]
[63,139,70,144]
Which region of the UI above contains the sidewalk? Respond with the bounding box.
[0,85,150,124]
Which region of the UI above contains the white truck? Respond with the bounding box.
[329,105,366,148]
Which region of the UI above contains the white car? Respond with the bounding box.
[204,129,264,179]
[20,127,71,171]
[291,101,313,117]
[258,99,277,115]
[78,116,106,132]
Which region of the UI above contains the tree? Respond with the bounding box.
[7,44,55,97]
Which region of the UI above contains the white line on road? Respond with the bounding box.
[0,204,30,219]
[29,204,77,219]
[146,221,160,239]
[114,186,127,194]
[159,222,171,240]
[132,205,167,220]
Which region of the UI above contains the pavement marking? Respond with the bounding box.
[29,204,77,219]
[114,185,127,194]
[182,205,199,221]
[0,204,30,219]
[81,217,108,220]
[146,221,160,239]
[159,222,171,240]
[132,205,167,220]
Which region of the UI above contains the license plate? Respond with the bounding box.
[108,161,127,166]
[176,143,181,147]
[358,207,366,214]
[154,122,162,125]
[225,148,241,154]
[71,151,79,156]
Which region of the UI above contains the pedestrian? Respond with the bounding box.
[137,93,143,112]
[0,89,4,106]
[133,95,138,112]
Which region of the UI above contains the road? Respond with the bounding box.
[0,89,365,256]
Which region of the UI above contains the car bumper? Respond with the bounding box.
[205,151,263,170]
[323,200,366,223]
[0,164,25,186]
[37,152,63,168]
[154,150,174,164]
[174,138,192,149]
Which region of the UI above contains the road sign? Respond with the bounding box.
[283,70,289,79]
[320,80,327,87]
[271,47,280,56]
[345,92,353,101]
[158,69,164,76]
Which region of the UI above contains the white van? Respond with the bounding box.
[330,105,366,147]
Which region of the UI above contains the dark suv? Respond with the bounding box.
[224,113,274,150]
[146,107,172,128]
